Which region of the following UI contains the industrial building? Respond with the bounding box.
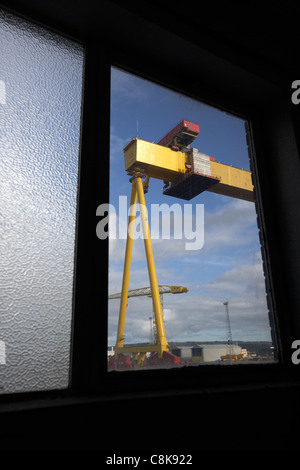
[107,344,244,364]
[171,344,243,363]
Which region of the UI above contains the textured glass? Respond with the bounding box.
[0,10,84,393]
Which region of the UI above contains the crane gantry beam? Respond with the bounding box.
[124,138,254,202]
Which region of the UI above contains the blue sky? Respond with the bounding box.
[108,66,274,346]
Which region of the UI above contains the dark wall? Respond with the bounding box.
[0,0,299,451]
[0,383,299,450]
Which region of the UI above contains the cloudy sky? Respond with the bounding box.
[107,66,274,346]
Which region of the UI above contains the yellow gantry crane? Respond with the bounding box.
[109,120,254,369]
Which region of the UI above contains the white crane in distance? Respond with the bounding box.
[109,285,189,344]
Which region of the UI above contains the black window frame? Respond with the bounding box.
[0,0,299,413]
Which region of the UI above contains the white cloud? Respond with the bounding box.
[110,130,129,162]
[107,196,273,344]
[108,263,272,345]
[203,261,266,297]
[109,236,126,264]
[203,198,258,250]
[109,196,259,262]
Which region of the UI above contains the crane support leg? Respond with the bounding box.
[135,176,169,357]
[115,179,138,350]
[115,175,169,359]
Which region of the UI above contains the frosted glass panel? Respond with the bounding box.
[0,10,84,393]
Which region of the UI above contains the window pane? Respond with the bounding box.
[106,67,276,370]
[0,10,84,392]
